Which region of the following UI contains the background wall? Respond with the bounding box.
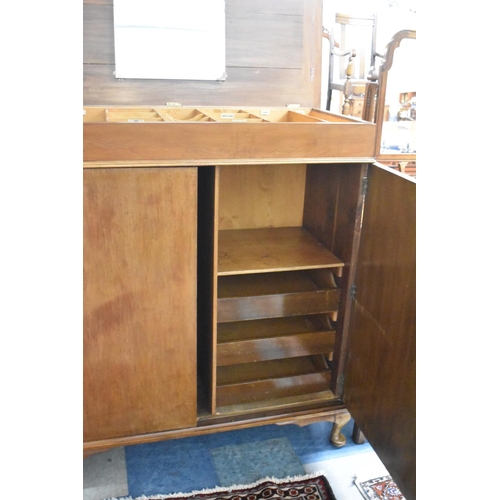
[83,0,323,107]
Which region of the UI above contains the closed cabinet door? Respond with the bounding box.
[84,167,198,442]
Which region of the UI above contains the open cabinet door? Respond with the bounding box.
[344,163,416,499]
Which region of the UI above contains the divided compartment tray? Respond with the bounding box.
[84,106,361,124]
[217,270,341,323]
[105,107,165,122]
[216,355,332,407]
[217,315,335,366]
[83,105,377,162]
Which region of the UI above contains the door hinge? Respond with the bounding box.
[337,374,345,395]
[350,283,357,300]
[361,176,369,195]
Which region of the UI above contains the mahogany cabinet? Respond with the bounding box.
[83,106,415,499]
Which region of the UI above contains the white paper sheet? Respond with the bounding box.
[113,0,226,80]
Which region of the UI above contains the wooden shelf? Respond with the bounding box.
[211,391,337,418]
[217,315,335,366]
[216,355,332,407]
[218,227,343,276]
[217,270,341,323]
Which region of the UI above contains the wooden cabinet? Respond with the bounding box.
[83,106,415,499]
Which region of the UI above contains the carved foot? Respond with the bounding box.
[330,412,350,447]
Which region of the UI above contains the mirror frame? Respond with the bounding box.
[374,29,417,162]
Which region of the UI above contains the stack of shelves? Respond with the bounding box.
[215,226,344,412]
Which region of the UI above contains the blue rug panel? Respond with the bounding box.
[123,420,373,498]
[125,438,219,497]
[281,419,372,462]
[210,437,305,486]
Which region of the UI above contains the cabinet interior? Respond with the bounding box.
[197,162,364,419]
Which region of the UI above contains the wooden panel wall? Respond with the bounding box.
[83,0,323,106]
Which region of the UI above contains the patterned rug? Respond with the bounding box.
[355,475,405,500]
[105,472,337,500]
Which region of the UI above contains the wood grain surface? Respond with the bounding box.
[218,227,343,275]
[83,122,376,162]
[218,164,306,230]
[83,0,323,107]
[217,271,340,323]
[344,164,416,500]
[83,167,198,441]
[217,316,336,366]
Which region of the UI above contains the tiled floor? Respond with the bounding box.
[83,419,389,500]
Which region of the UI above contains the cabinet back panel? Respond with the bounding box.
[218,164,306,229]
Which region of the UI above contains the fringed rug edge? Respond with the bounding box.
[106,471,327,500]
[354,474,405,500]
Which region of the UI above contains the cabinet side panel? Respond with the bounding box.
[303,164,341,250]
[344,165,416,500]
[303,164,365,394]
[83,167,198,441]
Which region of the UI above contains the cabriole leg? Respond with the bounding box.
[330,412,351,447]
